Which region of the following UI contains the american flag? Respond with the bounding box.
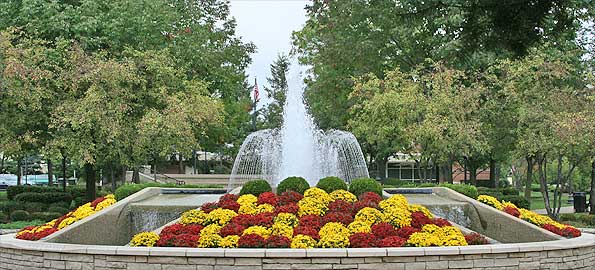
[253,78,260,103]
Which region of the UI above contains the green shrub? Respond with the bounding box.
[498,180,510,188]
[239,180,272,196]
[478,190,504,199]
[316,177,347,193]
[559,213,577,222]
[114,183,222,201]
[348,178,382,197]
[577,214,595,225]
[382,178,405,187]
[277,177,310,195]
[14,192,72,204]
[48,206,70,215]
[0,212,7,223]
[499,187,519,196]
[440,184,479,199]
[30,212,63,222]
[24,202,48,213]
[417,183,437,188]
[500,195,530,209]
[531,184,541,192]
[10,210,30,221]
[0,201,25,214]
[7,185,66,200]
[49,202,71,210]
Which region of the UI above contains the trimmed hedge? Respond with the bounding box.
[48,206,70,215]
[500,195,530,209]
[0,201,25,215]
[316,177,347,193]
[24,202,48,213]
[440,184,478,199]
[14,192,73,204]
[114,183,223,201]
[239,180,272,196]
[30,212,62,222]
[348,178,382,197]
[277,177,310,195]
[10,210,30,221]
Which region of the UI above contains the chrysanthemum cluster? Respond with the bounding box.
[477,195,581,238]
[16,195,117,241]
[129,188,475,248]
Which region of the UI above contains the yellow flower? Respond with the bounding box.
[220,235,240,248]
[421,224,441,234]
[319,222,350,236]
[207,208,238,226]
[180,209,208,225]
[297,197,328,216]
[58,217,78,230]
[72,204,95,220]
[237,194,258,205]
[200,224,222,237]
[290,235,317,248]
[130,232,159,247]
[382,207,412,228]
[243,226,271,238]
[318,223,350,248]
[477,195,503,210]
[256,203,275,214]
[347,221,371,234]
[198,234,222,248]
[407,225,467,247]
[501,201,518,210]
[329,190,357,203]
[354,207,384,225]
[407,232,439,247]
[303,187,332,205]
[95,197,116,211]
[408,204,433,218]
[274,213,299,227]
[238,204,258,215]
[518,209,561,228]
[271,223,294,239]
[379,195,408,210]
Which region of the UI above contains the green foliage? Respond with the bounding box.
[14,192,73,204]
[23,202,48,213]
[10,210,30,221]
[48,206,70,215]
[0,220,45,229]
[577,214,595,226]
[0,201,24,215]
[440,184,479,199]
[277,177,310,195]
[261,54,289,129]
[316,177,347,193]
[500,195,531,209]
[239,180,272,197]
[0,212,7,223]
[499,187,520,196]
[30,212,62,222]
[348,178,382,197]
[114,183,223,201]
[49,202,71,210]
[7,186,60,200]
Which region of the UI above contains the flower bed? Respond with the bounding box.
[131,188,487,248]
[15,194,117,241]
[477,195,581,238]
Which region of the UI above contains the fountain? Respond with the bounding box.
[229,60,369,189]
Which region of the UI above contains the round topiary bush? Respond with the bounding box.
[316,176,347,193]
[0,201,25,214]
[10,210,31,221]
[24,202,48,213]
[239,179,272,196]
[277,177,310,195]
[48,206,70,215]
[348,178,382,197]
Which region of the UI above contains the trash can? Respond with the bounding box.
[573,192,587,213]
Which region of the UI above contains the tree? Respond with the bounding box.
[261,54,290,129]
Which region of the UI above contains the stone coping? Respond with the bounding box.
[1,233,593,258]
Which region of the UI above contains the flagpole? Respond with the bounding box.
[252,77,257,131]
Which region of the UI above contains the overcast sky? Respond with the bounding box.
[229,0,310,107]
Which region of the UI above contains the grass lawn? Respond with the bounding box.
[0,191,6,201]
[0,220,45,230]
[528,191,579,210]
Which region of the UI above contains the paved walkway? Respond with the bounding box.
[533,206,575,215]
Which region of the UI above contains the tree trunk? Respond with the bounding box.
[463,160,468,184]
[84,163,96,203]
[537,155,552,217]
[376,156,387,180]
[589,160,595,214]
[62,156,67,191]
[470,166,478,186]
[489,159,497,188]
[525,156,533,200]
[47,159,54,186]
[17,159,22,186]
[178,154,184,174]
[132,168,140,184]
[0,155,4,173]
[439,163,452,184]
[110,166,116,193]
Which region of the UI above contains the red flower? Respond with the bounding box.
[161,224,203,235]
[231,213,274,227]
[161,224,185,235]
[293,225,320,240]
[328,200,355,214]
[542,224,563,235]
[16,227,58,241]
[378,236,406,247]
[219,200,240,212]
[219,194,239,203]
[52,214,71,229]
[253,212,274,226]
[201,202,219,213]
[503,206,520,218]
[156,233,199,247]
[464,233,488,245]
[278,191,303,206]
[238,234,266,248]
[322,212,353,226]
[257,192,279,206]
[358,192,382,204]
[411,212,432,228]
[349,233,377,248]
[397,226,421,239]
[90,196,106,208]
[274,203,299,215]
[220,223,245,237]
[353,200,378,214]
[561,226,581,238]
[266,235,291,248]
[183,224,204,235]
[432,218,452,227]
[371,222,397,239]
[299,215,322,230]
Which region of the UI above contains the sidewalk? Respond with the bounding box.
[533,206,575,215]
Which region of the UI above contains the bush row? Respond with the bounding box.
[14,192,73,204]
[114,182,223,201]
[240,177,383,197]
[559,213,595,225]
[6,210,62,222]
